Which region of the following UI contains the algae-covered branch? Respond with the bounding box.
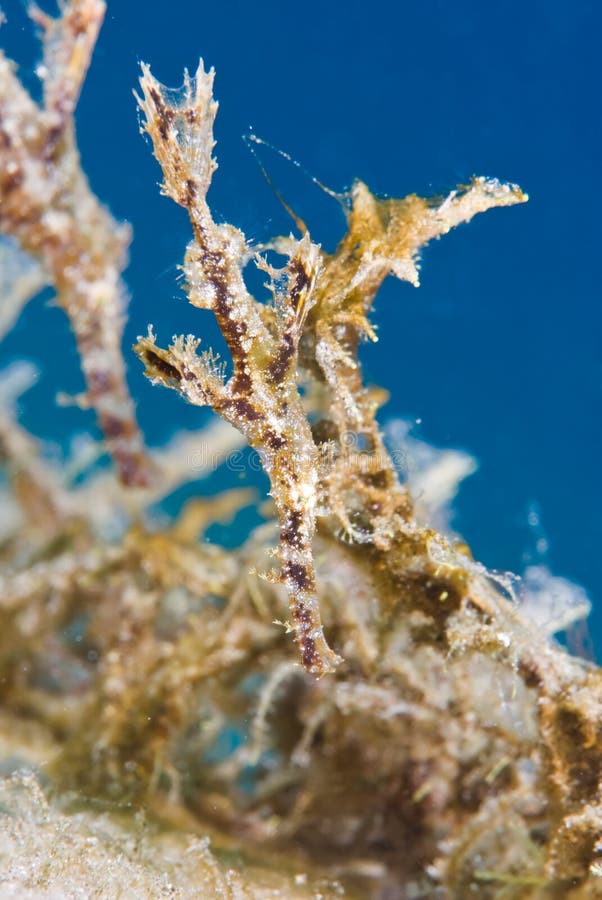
[1,3,601,898]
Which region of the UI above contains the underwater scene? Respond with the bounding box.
[0,1,601,897]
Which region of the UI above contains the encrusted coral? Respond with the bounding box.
[0,1,151,485]
[1,3,601,899]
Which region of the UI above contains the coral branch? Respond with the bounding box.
[0,1,152,486]
[302,177,527,545]
[0,238,48,342]
[30,0,104,129]
[135,62,341,675]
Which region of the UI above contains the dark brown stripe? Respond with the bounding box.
[285,561,311,592]
[268,332,294,382]
[281,509,302,545]
[138,347,182,385]
[288,258,311,310]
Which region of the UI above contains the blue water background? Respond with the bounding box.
[2,2,601,637]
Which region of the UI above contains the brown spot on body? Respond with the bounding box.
[196,249,251,367]
[301,635,318,670]
[264,430,286,451]
[150,89,175,141]
[232,369,252,394]
[190,245,256,394]
[220,314,248,349]
[268,332,295,382]
[285,561,311,592]
[230,398,261,421]
[292,602,320,669]
[101,414,134,440]
[288,259,311,310]
[185,179,197,205]
[137,347,182,385]
[281,509,302,546]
